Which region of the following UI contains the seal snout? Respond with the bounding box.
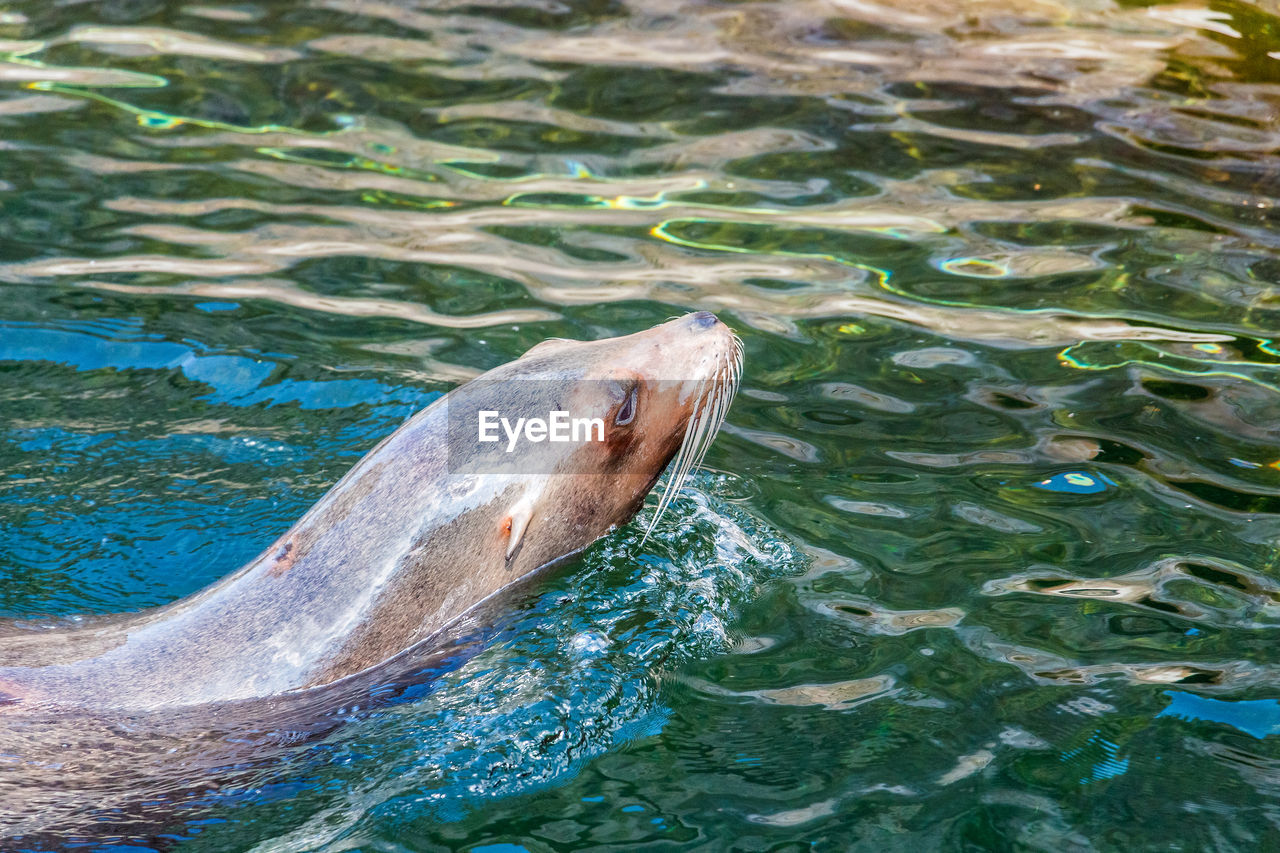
[687,310,720,330]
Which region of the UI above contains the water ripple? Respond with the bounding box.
[3,0,1280,847]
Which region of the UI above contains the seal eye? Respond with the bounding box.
[615,385,638,426]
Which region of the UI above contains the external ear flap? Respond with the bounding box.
[523,337,578,359]
[504,483,543,562]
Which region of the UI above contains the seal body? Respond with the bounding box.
[0,312,741,713]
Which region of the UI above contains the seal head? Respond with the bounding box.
[464,310,743,565]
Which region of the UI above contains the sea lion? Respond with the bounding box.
[0,311,742,713]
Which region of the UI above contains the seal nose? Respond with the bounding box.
[688,311,719,331]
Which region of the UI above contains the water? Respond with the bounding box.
[1,0,1279,848]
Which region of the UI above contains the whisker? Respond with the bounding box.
[645,389,710,540]
[641,337,741,543]
[642,385,706,543]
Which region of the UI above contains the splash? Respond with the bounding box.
[233,475,805,850]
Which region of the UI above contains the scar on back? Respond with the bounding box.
[269,540,296,576]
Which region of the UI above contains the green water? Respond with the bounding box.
[2,0,1280,848]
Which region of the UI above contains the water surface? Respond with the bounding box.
[2,0,1280,849]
